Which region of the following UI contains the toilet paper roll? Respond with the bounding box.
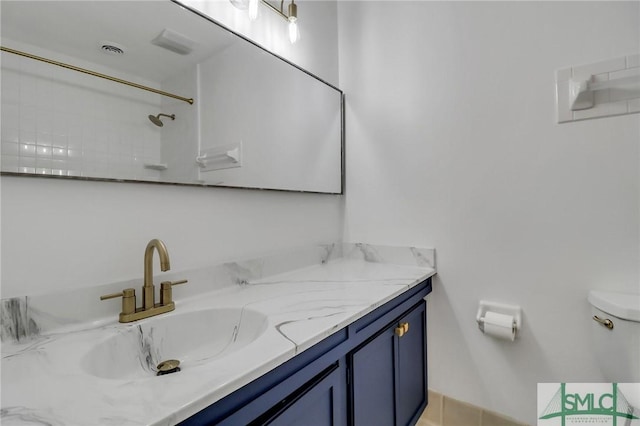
[483,311,516,341]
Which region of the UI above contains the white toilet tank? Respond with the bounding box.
[588,290,640,383]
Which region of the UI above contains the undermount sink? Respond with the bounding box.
[81,307,268,380]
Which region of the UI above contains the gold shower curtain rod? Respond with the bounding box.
[0,46,194,105]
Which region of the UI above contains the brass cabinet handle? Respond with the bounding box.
[593,315,614,330]
[395,322,410,337]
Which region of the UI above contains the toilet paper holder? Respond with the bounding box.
[476,300,522,334]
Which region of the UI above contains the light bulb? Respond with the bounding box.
[248,0,259,21]
[229,0,249,10]
[288,18,299,44]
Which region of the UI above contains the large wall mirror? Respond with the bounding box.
[0,1,344,193]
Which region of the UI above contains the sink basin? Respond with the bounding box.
[81,307,268,379]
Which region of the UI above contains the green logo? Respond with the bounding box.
[539,383,639,425]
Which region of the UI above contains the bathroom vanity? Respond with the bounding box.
[183,277,431,425]
[0,243,435,425]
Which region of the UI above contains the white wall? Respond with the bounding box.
[0,0,341,298]
[197,40,342,192]
[1,178,342,297]
[338,1,639,423]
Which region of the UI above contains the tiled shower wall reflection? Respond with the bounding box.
[1,40,163,180]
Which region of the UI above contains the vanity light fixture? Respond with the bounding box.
[286,1,299,44]
[231,0,300,44]
[248,0,259,21]
[230,0,250,10]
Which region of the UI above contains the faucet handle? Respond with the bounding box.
[101,288,136,315]
[160,280,188,306]
[163,279,188,287]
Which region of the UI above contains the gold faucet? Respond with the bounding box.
[143,239,170,310]
[101,239,187,323]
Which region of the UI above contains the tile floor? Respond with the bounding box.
[417,390,531,426]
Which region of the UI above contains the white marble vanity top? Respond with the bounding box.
[1,243,435,426]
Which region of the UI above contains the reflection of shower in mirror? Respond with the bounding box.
[0,0,344,193]
[148,113,175,127]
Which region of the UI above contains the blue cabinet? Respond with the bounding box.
[396,304,427,426]
[180,278,431,426]
[250,363,343,426]
[350,326,396,425]
[349,302,427,426]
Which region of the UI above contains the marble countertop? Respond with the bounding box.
[1,243,435,426]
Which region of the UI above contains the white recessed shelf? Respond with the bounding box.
[196,142,242,172]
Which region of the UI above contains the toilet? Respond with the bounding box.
[588,290,640,382]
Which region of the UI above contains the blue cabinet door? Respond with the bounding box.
[350,301,427,426]
[253,363,344,426]
[396,303,427,426]
[350,326,397,426]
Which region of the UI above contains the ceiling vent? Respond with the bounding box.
[100,41,126,56]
